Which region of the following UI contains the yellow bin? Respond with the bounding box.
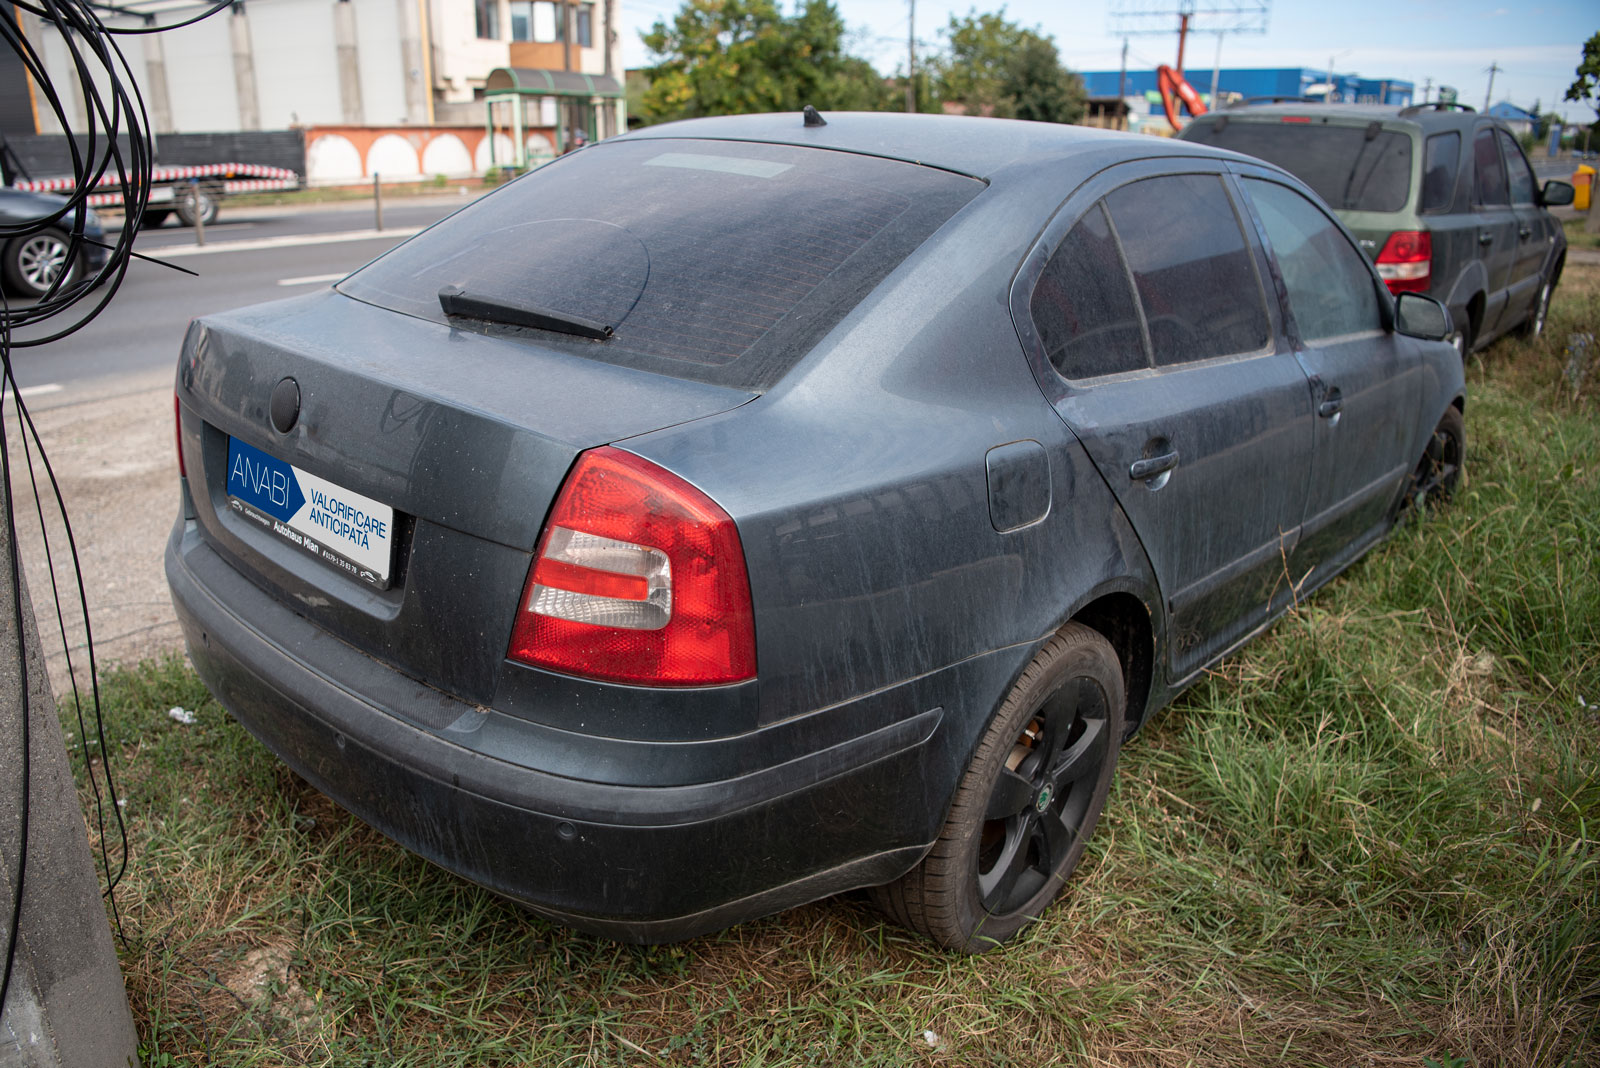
[1575,165,1596,212]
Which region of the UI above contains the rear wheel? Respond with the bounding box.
[873,623,1124,952]
[175,183,220,227]
[1517,278,1552,339]
[139,208,172,230]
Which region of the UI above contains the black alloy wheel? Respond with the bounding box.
[872,623,1124,952]
[1407,405,1465,512]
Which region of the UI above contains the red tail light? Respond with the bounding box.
[508,446,756,686]
[1374,230,1432,294]
[174,393,186,478]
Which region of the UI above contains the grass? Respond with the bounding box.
[1561,217,1600,252]
[65,273,1599,1066]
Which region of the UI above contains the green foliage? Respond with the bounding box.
[929,9,1085,123]
[638,0,893,124]
[1566,31,1600,121]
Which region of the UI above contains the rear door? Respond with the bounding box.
[1236,171,1422,583]
[1013,160,1315,680]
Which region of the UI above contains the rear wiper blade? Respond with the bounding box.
[437,285,613,340]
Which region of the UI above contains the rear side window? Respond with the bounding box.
[1420,132,1460,213]
[1498,129,1537,205]
[1473,128,1509,206]
[338,140,983,390]
[1030,203,1147,379]
[1103,174,1270,366]
[1183,121,1413,212]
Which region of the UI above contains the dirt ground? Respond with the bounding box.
[6,381,184,697]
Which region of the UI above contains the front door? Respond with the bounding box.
[1471,124,1520,336]
[1239,173,1422,585]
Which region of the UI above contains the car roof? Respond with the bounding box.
[611,110,1248,186]
[1195,101,1485,133]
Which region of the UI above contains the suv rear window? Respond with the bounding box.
[1184,121,1413,212]
[338,139,983,389]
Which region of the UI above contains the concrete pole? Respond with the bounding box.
[0,480,140,1068]
[1209,32,1222,107]
[231,4,261,131]
[397,0,428,124]
[334,0,365,125]
[143,21,175,135]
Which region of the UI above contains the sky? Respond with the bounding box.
[617,0,1599,125]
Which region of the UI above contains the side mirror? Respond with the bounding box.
[1541,179,1576,207]
[1394,291,1451,341]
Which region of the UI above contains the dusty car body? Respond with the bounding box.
[167,113,1465,951]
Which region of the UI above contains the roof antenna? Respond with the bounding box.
[803,105,827,127]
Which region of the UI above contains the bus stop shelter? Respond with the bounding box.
[483,67,625,167]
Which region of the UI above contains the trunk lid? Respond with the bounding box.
[179,290,755,703]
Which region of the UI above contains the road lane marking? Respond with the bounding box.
[277,272,348,287]
[141,227,422,259]
[2,383,63,404]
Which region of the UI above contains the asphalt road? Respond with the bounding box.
[6,193,481,407]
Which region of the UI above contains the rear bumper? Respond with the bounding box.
[166,519,945,942]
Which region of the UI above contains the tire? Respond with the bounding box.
[174,183,220,227]
[873,623,1125,952]
[1517,278,1552,339]
[139,208,172,230]
[1403,406,1465,514]
[3,229,82,299]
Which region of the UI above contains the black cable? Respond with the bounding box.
[0,0,228,1021]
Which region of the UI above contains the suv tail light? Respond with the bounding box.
[508,446,756,686]
[1374,230,1432,294]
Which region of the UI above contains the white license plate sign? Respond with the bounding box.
[227,438,395,589]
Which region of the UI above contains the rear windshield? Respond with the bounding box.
[1184,121,1414,212]
[338,139,983,390]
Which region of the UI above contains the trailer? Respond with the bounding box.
[10,162,301,228]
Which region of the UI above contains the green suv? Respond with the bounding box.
[1179,101,1575,357]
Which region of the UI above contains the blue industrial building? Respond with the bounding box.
[1079,67,1414,130]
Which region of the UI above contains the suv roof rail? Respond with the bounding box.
[1398,101,1476,116]
[1226,96,1321,109]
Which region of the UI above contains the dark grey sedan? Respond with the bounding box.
[166,112,1465,952]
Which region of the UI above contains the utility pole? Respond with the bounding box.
[1209,32,1223,106]
[1421,77,1432,104]
[1483,61,1500,111]
[1328,54,1336,102]
[905,0,915,113]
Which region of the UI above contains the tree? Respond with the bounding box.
[1564,31,1600,125]
[929,9,1085,124]
[638,0,893,124]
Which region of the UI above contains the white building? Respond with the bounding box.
[17,0,624,157]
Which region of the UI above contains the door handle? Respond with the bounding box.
[1519,227,1532,239]
[1478,231,1494,246]
[1129,450,1179,481]
[1318,397,1343,418]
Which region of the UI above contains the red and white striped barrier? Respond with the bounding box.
[13,162,300,195]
